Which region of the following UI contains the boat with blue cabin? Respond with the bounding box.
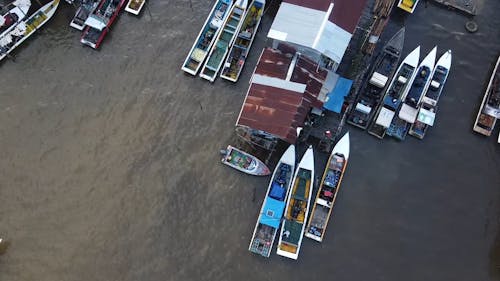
[0,0,59,62]
[181,0,233,76]
[248,145,295,257]
[200,0,248,82]
[276,146,314,260]
[367,46,420,139]
[347,28,405,130]
[305,132,349,243]
[409,50,452,139]
[219,0,265,82]
[387,47,437,140]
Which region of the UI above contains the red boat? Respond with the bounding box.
[80,0,126,49]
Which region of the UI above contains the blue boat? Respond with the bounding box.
[248,145,295,257]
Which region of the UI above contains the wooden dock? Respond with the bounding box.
[432,0,477,16]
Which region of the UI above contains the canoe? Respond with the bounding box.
[70,0,99,30]
[276,145,314,260]
[0,0,60,62]
[348,27,405,130]
[200,0,248,82]
[219,0,265,82]
[181,0,233,76]
[80,0,127,49]
[397,0,419,13]
[305,132,349,242]
[124,0,145,15]
[248,145,295,257]
[367,46,420,139]
[220,145,270,176]
[409,50,452,139]
[473,56,500,137]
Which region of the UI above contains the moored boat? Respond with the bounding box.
[220,145,270,176]
[80,0,126,49]
[0,0,59,62]
[409,50,452,139]
[473,56,500,137]
[397,0,419,13]
[181,0,233,76]
[0,0,31,38]
[367,46,420,139]
[248,145,295,257]
[70,0,99,30]
[347,28,405,130]
[124,0,145,15]
[200,0,247,82]
[276,145,314,260]
[219,0,264,82]
[305,132,349,243]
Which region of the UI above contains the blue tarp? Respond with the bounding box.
[260,197,286,228]
[324,77,353,113]
[269,182,286,200]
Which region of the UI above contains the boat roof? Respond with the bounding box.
[297,146,314,171]
[332,132,350,160]
[324,77,352,113]
[260,197,286,228]
[267,0,366,64]
[282,219,303,245]
[84,14,107,30]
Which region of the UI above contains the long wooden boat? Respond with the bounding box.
[387,47,437,141]
[276,145,314,260]
[200,0,247,82]
[70,0,99,30]
[219,0,264,82]
[0,0,59,62]
[397,0,419,13]
[367,46,420,139]
[409,50,452,139]
[347,28,405,130]
[0,0,31,38]
[248,145,295,257]
[473,56,500,137]
[220,145,270,176]
[305,132,349,243]
[80,0,126,49]
[124,0,145,15]
[181,0,233,76]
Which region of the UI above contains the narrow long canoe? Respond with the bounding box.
[248,145,295,257]
[276,146,314,260]
[305,132,349,242]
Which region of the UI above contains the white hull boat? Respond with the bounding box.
[124,0,145,15]
[473,56,500,137]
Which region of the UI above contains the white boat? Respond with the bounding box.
[367,46,420,139]
[397,0,419,13]
[473,56,500,137]
[181,0,233,76]
[200,0,248,82]
[0,0,31,38]
[124,0,145,15]
[219,0,265,82]
[248,145,295,257]
[0,0,59,62]
[409,50,452,139]
[398,46,437,124]
[305,132,349,242]
[220,145,271,176]
[498,131,500,143]
[70,0,98,30]
[276,145,314,260]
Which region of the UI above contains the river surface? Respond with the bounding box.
[0,0,499,280]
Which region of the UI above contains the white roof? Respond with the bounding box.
[267,2,351,64]
[84,15,107,31]
[417,108,436,126]
[375,107,395,128]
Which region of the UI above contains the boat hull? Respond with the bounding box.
[70,1,99,30]
[221,145,270,176]
[473,56,500,136]
[80,0,127,49]
[124,0,146,15]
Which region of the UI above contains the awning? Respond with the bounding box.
[417,108,436,126]
[260,197,286,228]
[323,77,352,113]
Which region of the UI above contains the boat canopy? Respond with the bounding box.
[260,197,286,229]
[375,107,395,127]
[417,108,436,126]
[369,72,388,88]
[13,0,31,9]
[84,14,107,31]
[282,220,302,245]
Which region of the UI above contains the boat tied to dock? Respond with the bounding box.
[367,46,420,139]
[80,0,126,49]
[473,55,500,137]
[276,146,314,260]
[220,145,270,176]
[248,145,295,257]
[409,50,452,139]
[181,0,233,76]
[219,0,264,82]
[348,27,405,130]
[305,132,349,243]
